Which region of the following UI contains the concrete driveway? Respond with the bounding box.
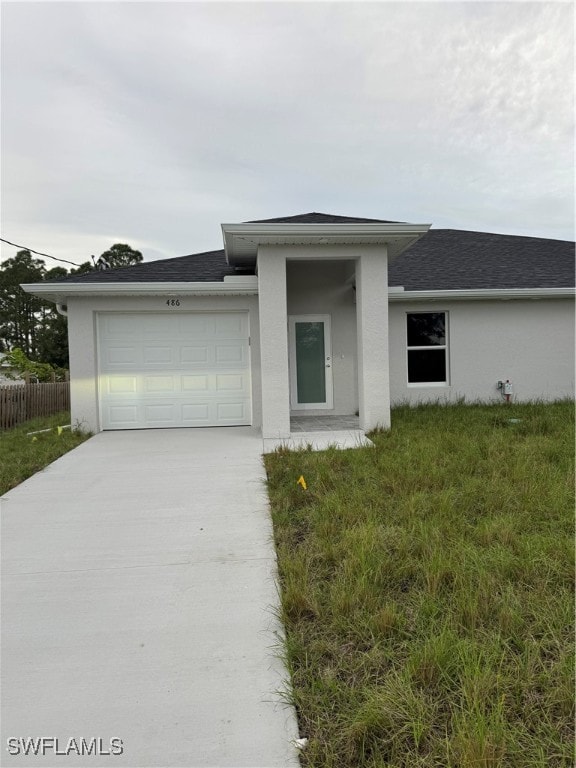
[1,428,300,767]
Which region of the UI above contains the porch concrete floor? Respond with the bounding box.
[263,415,373,453]
[290,415,360,432]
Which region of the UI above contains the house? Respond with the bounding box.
[0,353,25,385]
[22,213,575,445]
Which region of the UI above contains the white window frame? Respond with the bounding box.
[406,311,449,387]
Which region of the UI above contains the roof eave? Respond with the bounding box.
[388,287,575,301]
[21,281,573,306]
[20,277,259,304]
[221,222,432,265]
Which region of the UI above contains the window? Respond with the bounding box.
[407,312,448,384]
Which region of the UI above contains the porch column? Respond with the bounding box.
[356,248,391,431]
[257,247,291,438]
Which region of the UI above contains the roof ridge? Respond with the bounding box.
[246,212,400,224]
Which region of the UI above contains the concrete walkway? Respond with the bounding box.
[1,428,300,767]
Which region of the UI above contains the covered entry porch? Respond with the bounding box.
[221,219,430,448]
[257,243,393,442]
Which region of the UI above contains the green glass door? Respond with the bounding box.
[289,315,333,410]
[295,322,326,403]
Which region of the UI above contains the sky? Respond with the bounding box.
[1,1,574,269]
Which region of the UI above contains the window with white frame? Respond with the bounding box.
[406,312,448,384]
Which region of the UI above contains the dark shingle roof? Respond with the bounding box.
[53,249,241,283]
[247,211,401,224]
[52,217,575,289]
[388,230,575,290]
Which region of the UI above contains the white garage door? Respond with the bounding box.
[98,312,251,429]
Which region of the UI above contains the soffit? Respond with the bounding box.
[221,224,431,265]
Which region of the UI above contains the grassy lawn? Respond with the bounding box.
[0,412,91,496]
[265,401,574,768]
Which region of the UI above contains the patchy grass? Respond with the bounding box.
[0,412,91,496]
[264,401,574,768]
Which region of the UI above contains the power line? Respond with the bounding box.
[0,238,85,268]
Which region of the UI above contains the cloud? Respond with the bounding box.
[1,2,573,266]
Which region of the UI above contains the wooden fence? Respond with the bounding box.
[0,380,70,431]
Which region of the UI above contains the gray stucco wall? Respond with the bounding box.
[66,294,261,433]
[286,260,357,416]
[389,298,575,404]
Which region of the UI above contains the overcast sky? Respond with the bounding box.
[1,1,574,268]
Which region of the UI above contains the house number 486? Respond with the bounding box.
[166,299,181,307]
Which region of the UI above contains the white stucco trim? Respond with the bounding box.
[222,222,431,264]
[21,278,259,304]
[355,248,391,431]
[389,288,575,301]
[257,249,291,438]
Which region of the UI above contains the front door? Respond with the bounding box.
[288,315,333,410]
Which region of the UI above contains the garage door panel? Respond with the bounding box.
[144,404,176,423]
[182,375,209,391]
[180,345,209,364]
[143,346,174,364]
[98,312,251,429]
[215,374,245,392]
[144,376,175,393]
[103,316,140,336]
[103,346,139,367]
[214,314,245,335]
[107,405,139,426]
[179,315,209,336]
[216,402,247,422]
[140,315,179,336]
[181,403,211,423]
[215,344,246,364]
[108,377,138,394]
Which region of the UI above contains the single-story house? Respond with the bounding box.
[23,213,575,444]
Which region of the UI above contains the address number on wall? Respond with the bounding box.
[166,299,181,307]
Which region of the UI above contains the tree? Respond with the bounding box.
[98,243,143,269]
[0,254,70,367]
[1,347,64,382]
[0,241,143,368]
[70,261,95,275]
[36,266,70,368]
[0,250,45,356]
